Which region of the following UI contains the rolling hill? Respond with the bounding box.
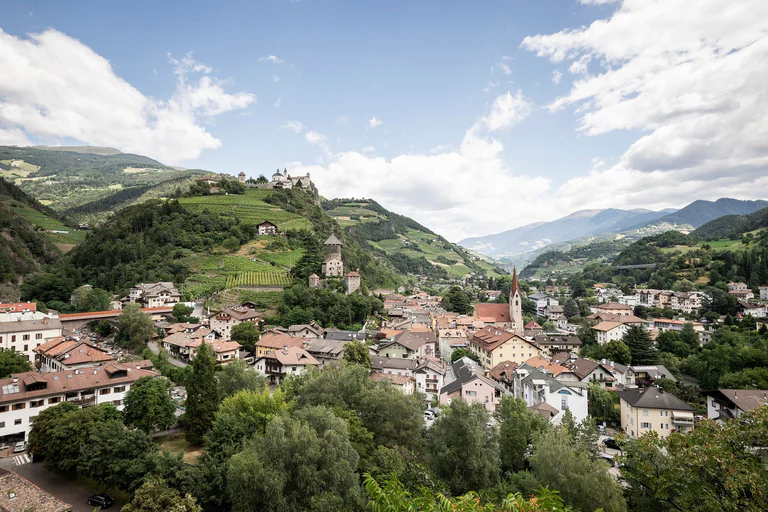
[693,206,768,239]
[637,198,768,230]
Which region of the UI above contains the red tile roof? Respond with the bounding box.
[473,304,510,323]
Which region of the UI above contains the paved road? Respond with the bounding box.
[16,462,94,512]
[148,341,187,367]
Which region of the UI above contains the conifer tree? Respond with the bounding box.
[184,343,219,444]
[622,325,659,365]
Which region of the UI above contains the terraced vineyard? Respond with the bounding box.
[226,271,292,288]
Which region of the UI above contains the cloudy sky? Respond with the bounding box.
[2,0,767,241]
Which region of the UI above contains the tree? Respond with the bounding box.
[563,299,579,319]
[679,323,700,352]
[718,367,768,390]
[602,339,631,365]
[342,341,370,368]
[0,350,32,378]
[183,343,219,445]
[123,376,177,434]
[227,407,362,512]
[222,236,241,253]
[123,478,201,512]
[361,445,447,495]
[622,325,659,365]
[230,322,260,352]
[172,303,195,323]
[441,286,473,315]
[116,303,156,351]
[530,427,626,512]
[451,347,480,364]
[426,399,500,495]
[633,305,649,319]
[216,359,267,399]
[496,396,548,472]
[588,383,619,424]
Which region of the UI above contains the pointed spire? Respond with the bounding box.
[510,266,521,297]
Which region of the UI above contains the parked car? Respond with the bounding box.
[424,410,435,421]
[599,453,616,467]
[13,442,26,453]
[87,494,115,509]
[603,438,623,451]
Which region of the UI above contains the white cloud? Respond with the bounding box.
[304,131,327,146]
[476,90,532,132]
[368,116,383,128]
[579,0,619,4]
[281,120,304,133]
[258,55,284,64]
[0,29,255,164]
[273,96,282,108]
[286,91,549,240]
[494,62,512,76]
[522,0,768,215]
[552,70,563,84]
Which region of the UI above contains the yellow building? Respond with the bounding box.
[468,326,541,370]
[617,386,695,439]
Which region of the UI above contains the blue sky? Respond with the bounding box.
[2,1,768,240]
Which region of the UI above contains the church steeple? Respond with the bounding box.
[509,267,524,335]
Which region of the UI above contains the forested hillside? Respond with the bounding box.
[693,207,768,239]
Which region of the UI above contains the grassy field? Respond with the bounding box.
[155,433,203,464]
[660,230,767,255]
[226,271,292,288]
[178,189,312,231]
[7,202,86,245]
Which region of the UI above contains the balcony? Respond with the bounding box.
[71,395,96,407]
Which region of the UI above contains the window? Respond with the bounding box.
[22,334,29,341]
[641,422,651,429]
[30,400,44,408]
[0,406,7,413]
[561,398,569,410]
[99,389,110,395]
[112,400,123,406]
[113,386,126,393]
[466,391,477,397]
[29,416,36,424]
[643,409,649,416]
[12,403,25,410]
[23,345,28,352]
[48,397,60,404]
[35,333,42,340]
[0,422,4,428]
[11,336,15,342]
[14,419,21,425]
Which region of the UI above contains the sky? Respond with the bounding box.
[1,0,768,241]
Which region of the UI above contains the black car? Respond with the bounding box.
[87,493,115,509]
[603,437,623,451]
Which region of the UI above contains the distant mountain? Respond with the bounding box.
[458,208,674,260]
[638,198,768,230]
[693,206,768,239]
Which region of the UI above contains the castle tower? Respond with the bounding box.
[322,234,344,277]
[343,269,361,294]
[509,267,524,335]
[238,171,246,184]
[308,273,321,288]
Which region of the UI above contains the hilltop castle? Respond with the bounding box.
[309,235,361,294]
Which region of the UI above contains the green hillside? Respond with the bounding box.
[0,146,206,224]
[693,206,768,239]
[324,198,505,281]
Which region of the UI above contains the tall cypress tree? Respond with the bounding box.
[184,343,219,445]
[622,325,659,365]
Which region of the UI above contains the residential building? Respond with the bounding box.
[286,323,324,338]
[0,303,36,313]
[34,337,114,373]
[303,338,346,368]
[161,327,216,360]
[523,321,544,336]
[377,331,437,359]
[468,326,541,370]
[545,304,565,322]
[591,321,630,345]
[728,282,749,291]
[489,360,518,391]
[252,346,319,385]
[512,363,588,424]
[669,292,706,314]
[0,361,157,443]
[626,365,677,388]
[532,335,583,356]
[370,356,419,377]
[528,293,559,315]
[256,220,279,235]
[208,306,261,338]
[414,358,447,403]
[0,312,63,363]
[567,358,616,389]
[128,282,181,308]
[438,329,468,361]
[759,286,768,300]
[617,386,695,439]
[728,289,755,300]
[323,329,366,342]
[369,372,416,395]
[254,333,307,358]
[594,303,633,316]
[439,357,506,412]
[704,389,768,422]
[0,469,71,512]
[738,301,767,319]
[524,356,578,382]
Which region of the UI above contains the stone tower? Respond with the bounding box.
[509,267,524,335]
[238,172,246,184]
[343,269,361,294]
[322,234,344,277]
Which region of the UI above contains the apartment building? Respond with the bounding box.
[0,312,63,363]
[617,386,695,439]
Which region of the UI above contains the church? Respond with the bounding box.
[473,268,524,335]
[309,235,361,294]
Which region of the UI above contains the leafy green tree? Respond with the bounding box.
[230,322,260,352]
[451,347,480,363]
[227,406,362,512]
[718,367,768,389]
[563,299,579,319]
[75,287,112,312]
[602,339,631,365]
[123,478,201,512]
[679,323,700,351]
[622,325,659,365]
[588,383,619,424]
[530,426,626,512]
[0,350,32,378]
[207,388,288,458]
[361,445,447,495]
[172,303,195,323]
[123,376,177,434]
[496,396,548,472]
[342,340,370,368]
[441,286,473,315]
[183,343,219,444]
[116,303,156,351]
[216,359,267,399]
[426,399,500,495]
[222,237,241,253]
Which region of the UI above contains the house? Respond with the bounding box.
[469,326,542,370]
[617,386,695,439]
[209,306,261,338]
[377,332,437,359]
[0,312,63,363]
[323,328,367,342]
[728,282,749,291]
[625,365,677,388]
[0,362,157,443]
[207,340,243,364]
[0,302,36,313]
[302,338,346,368]
[369,372,416,395]
[524,356,578,382]
[437,329,468,361]
[652,318,710,343]
[161,328,216,360]
[759,286,768,300]
[254,333,307,358]
[414,358,447,404]
[594,303,633,316]
[532,335,583,356]
[489,360,518,391]
[34,337,114,373]
[567,358,616,389]
[591,321,630,345]
[370,356,419,377]
[286,323,324,338]
[257,220,279,235]
[738,301,767,319]
[252,347,319,385]
[0,469,71,512]
[528,293,558,315]
[728,289,755,300]
[128,282,181,308]
[485,290,502,301]
[524,321,543,336]
[669,292,706,314]
[439,357,506,412]
[512,363,588,424]
[544,304,565,322]
[586,312,645,325]
[704,389,768,422]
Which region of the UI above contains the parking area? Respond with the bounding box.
[598,434,623,479]
[15,462,96,512]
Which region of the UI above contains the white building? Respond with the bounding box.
[252,346,319,385]
[414,359,447,404]
[760,286,768,301]
[0,312,63,363]
[591,321,630,345]
[0,361,158,443]
[512,363,588,424]
[704,389,768,422]
[128,282,181,308]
